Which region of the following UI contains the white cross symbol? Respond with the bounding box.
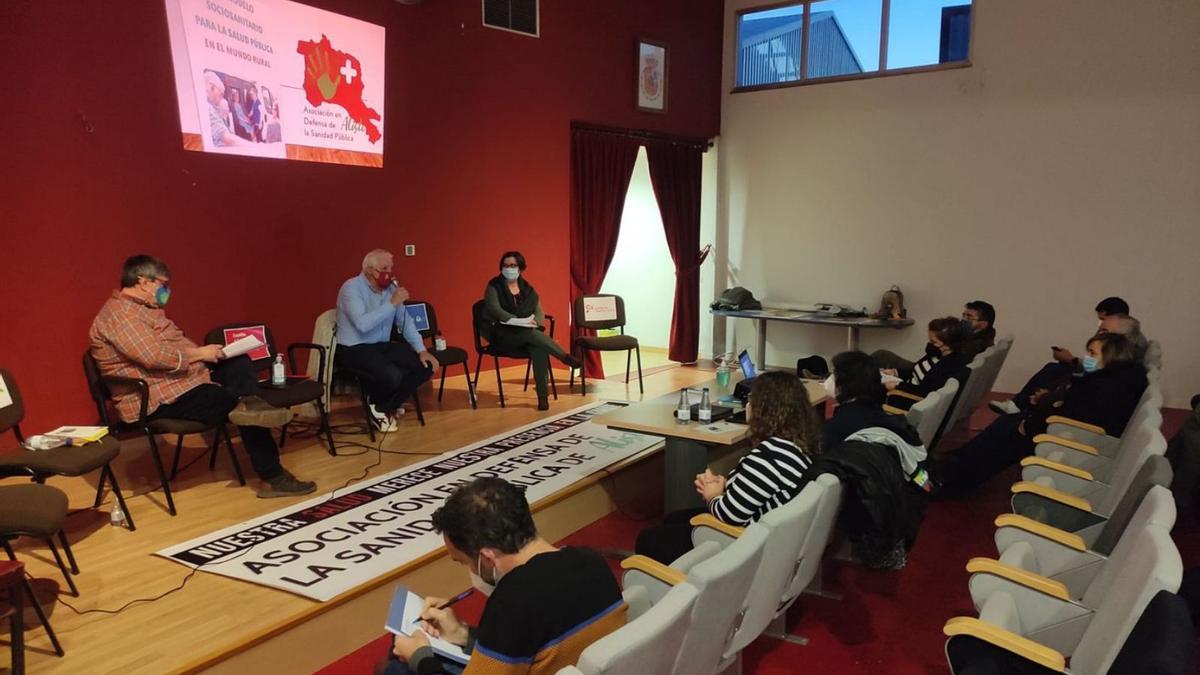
[339,59,357,84]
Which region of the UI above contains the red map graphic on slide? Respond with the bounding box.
[296,35,382,144]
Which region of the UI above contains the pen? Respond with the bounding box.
[410,588,474,629]
[433,588,474,611]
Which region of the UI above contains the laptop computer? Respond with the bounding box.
[727,349,756,424]
[737,349,757,381]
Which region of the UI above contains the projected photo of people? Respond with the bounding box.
[202,69,283,147]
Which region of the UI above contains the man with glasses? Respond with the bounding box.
[959,300,997,360]
[335,248,438,432]
[88,254,316,498]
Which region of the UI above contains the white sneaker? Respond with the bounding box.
[988,399,1020,415]
[368,405,399,432]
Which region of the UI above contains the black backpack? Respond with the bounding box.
[710,287,762,312]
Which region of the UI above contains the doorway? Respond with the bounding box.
[599,145,718,379]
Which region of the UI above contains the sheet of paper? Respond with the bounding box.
[502,317,536,327]
[385,587,470,664]
[0,374,12,410]
[221,334,267,359]
[223,326,271,361]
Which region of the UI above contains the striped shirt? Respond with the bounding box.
[708,436,814,527]
[89,292,211,422]
[910,353,940,387]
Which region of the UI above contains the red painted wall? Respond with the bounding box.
[0,0,722,431]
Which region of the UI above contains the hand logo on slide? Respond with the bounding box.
[305,47,341,100]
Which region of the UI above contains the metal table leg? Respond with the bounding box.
[664,436,709,512]
[847,325,860,351]
[755,319,768,371]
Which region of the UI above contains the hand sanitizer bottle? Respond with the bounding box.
[272,354,286,386]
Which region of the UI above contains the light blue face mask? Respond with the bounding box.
[501,267,520,281]
[1081,355,1100,373]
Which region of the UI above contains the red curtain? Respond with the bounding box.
[569,128,640,378]
[646,140,704,365]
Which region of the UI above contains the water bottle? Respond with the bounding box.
[434,333,447,352]
[675,388,690,424]
[698,388,712,423]
[272,354,286,386]
[110,502,125,527]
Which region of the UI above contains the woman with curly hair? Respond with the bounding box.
[634,371,822,564]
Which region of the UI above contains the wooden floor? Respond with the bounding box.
[6,360,710,674]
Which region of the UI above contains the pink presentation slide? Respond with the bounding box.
[164,0,385,167]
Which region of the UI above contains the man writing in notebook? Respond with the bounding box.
[89,254,315,498]
[383,478,626,675]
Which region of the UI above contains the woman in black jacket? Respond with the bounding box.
[823,351,922,449]
[481,251,581,410]
[885,317,968,411]
[930,332,1147,497]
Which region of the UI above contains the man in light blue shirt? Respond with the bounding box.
[335,249,438,431]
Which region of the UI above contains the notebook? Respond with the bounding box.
[385,586,470,664]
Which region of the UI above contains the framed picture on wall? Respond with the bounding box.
[636,39,668,113]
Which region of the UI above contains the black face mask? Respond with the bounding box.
[925,343,941,358]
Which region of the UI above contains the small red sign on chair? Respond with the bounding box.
[222,326,271,361]
[583,297,618,322]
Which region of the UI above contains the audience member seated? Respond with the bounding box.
[814,351,929,569]
[634,371,821,564]
[383,478,625,675]
[823,351,924,451]
[89,254,315,497]
[336,248,437,432]
[990,295,1132,414]
[931,332,1147,498]
[882,317,967,411]
[959,300,997,360]
[480,251,581,411]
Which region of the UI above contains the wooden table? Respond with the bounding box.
[711,308,915,370]
[594,378,827,512]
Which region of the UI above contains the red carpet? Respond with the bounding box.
[317,406,1197,674]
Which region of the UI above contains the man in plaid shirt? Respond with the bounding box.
[89,254,315,498]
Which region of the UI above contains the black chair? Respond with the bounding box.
[0,554,62,663]
[400,301,476,409]
[470,300,557,408]
[0,484,78,599]
[569,294,643,395]
[82,352,244,517]
[0,367,132,530]
[203,322,335,456]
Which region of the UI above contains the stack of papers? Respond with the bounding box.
[44,426,109,446]
[221,334,267,359]
[385,586,470,664]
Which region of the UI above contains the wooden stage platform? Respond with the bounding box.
[8,363,717,674]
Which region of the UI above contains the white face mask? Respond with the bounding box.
[501,267,520,281]
[823,374,837,400]
[470,553,500,596]
[469,570,495,597]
